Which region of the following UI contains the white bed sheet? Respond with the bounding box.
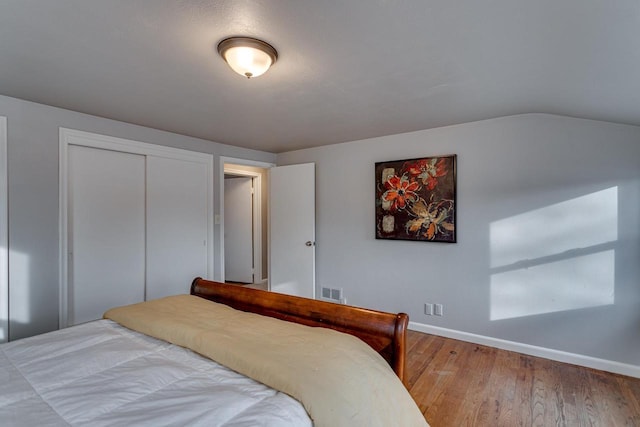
[0,320,312,426]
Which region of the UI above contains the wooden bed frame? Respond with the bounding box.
[190,277,409,384]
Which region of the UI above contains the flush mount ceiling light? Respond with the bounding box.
[217,37,278,79]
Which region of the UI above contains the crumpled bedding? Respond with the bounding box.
[0,319,311,426]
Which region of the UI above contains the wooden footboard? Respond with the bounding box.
[190,277,409,384]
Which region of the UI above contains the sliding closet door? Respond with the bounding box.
[68,145,146,325]
[146,156,208,300]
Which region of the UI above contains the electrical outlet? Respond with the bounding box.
[434,304,444,316]
[424,303,433,315]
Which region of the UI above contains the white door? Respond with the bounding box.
[224,177,254,283]
[269,163,315,298]
[146,156,209,299]
[68,146,146,325]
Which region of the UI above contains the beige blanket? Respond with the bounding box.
[104,295,428,427]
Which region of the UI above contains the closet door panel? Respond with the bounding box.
[146,156,208,300]
[68,146,146,325]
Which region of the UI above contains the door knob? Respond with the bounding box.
[305,241,315,247]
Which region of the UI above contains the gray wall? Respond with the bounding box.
[4,96,639,368]
[277,113,640,367]
[0,95,276,340]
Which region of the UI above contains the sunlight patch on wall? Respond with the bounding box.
[9,251,30,328]
[490,251,614,320]
[490,187,617,320]
[491,188,617,268]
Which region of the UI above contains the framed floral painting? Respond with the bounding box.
[375,155,457,242]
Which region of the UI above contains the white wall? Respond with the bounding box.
[0,94,276,340]
[277,113,640,369]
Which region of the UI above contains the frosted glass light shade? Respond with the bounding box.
[217,37,278,79]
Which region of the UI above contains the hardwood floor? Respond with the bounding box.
[406,330,640,427]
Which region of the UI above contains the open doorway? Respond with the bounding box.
[220,158,316,298]
[221,159,271,289]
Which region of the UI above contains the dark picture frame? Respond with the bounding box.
[375,155,457,242]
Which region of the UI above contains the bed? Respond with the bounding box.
[0,278,428,426]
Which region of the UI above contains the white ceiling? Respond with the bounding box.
[1,1,638,153]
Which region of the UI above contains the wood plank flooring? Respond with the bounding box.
[406,330,640,427]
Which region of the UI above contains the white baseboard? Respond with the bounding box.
[409,321,640,379]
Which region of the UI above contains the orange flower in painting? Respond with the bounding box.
[406,199,455,240]
[382,175,419,212]
[406,158,448,190]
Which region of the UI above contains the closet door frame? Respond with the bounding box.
[59,128,214,328]
[0,117,7,342]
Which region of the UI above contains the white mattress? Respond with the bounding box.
[0,320,312,426]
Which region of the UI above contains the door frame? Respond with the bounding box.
[0,117,7,342]
[220,157,274,285]
[59,128,214,328]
